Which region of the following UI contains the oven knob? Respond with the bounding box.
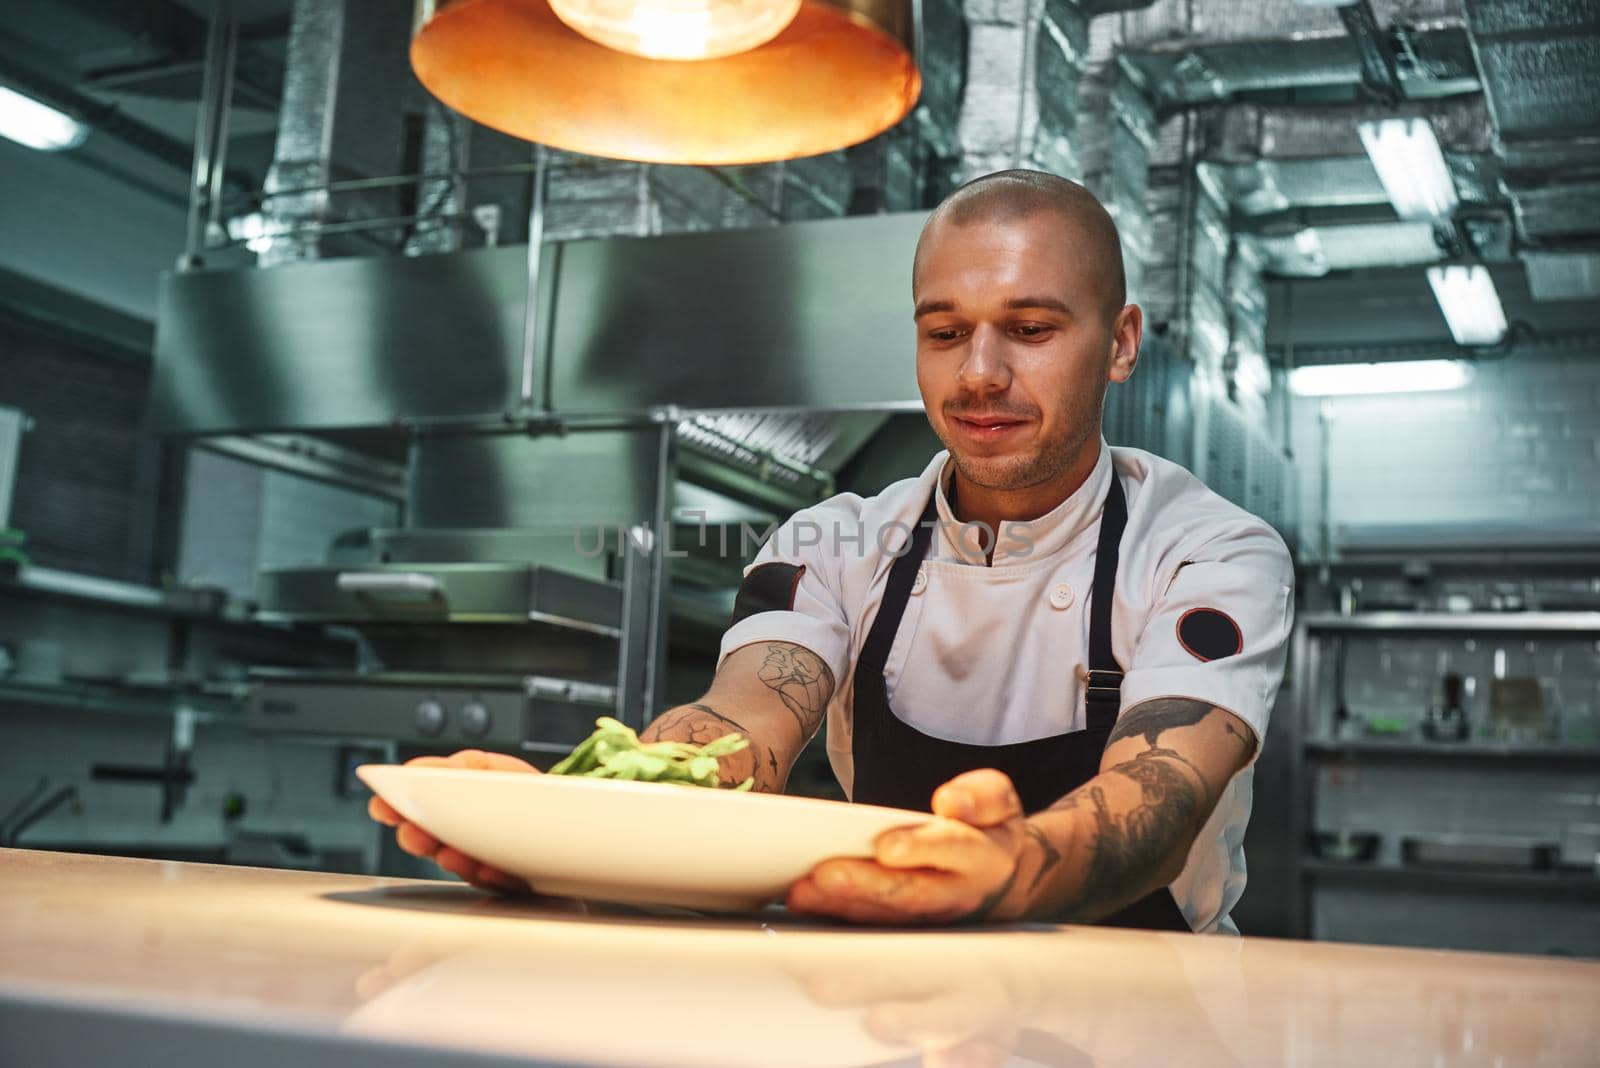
[413,699,446,737]
[458,700,492,739]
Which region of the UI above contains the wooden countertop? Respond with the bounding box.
[2,848,1597,1066]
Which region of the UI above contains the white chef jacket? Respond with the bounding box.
[717,440,1295,933]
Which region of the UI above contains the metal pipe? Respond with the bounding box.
[183,0,238,268]
[1280,281,1294,452]
[518,146,550,412]
[1175,110,1198,364]
[204,4,239,257]
[228,157,787,222]
[642,418,677,720]
[215,210,477,246]
[220,158,613,206]
[1317,399,1334,564]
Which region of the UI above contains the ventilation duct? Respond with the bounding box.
[954,0,1092,180]
[257,0,416,266]
[1461,0,1600,245]
[1112,0,1477,106]
[1254,221,1446,276]
[1194,98,1502,275]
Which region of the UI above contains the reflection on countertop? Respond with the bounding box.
[1,848,1597,1067]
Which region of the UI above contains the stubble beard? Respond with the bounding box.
[939,410,1099,493]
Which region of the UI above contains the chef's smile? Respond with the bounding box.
[948,409,1032,445]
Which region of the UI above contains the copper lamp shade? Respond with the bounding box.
[411,0,921,165]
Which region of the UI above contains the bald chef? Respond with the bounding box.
[372,169,1295,932]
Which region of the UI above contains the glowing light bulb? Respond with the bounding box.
[548,0,802,60]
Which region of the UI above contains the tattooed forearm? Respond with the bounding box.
[1004,701,1255,923]
[756,642,833,740]
[1024,749,1208,923]
[641,703,784,793]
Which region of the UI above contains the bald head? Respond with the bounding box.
[914,170,1127,321]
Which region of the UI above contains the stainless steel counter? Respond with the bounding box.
[2,848,1597,1066]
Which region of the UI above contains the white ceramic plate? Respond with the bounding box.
[358,765,932,911]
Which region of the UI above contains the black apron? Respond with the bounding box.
[849,473,1190,930]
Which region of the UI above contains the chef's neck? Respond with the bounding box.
[948,438,1103,542]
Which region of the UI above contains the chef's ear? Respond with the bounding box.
[1108,304,1142,384]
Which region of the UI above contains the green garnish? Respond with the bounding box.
[548,717,754,791]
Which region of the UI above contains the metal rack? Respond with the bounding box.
[1288,610,1600,939]
[1303,611,1600,634]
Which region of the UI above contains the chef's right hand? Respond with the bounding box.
[367,749,537,894]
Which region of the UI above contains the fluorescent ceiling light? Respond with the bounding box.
[1358,118,1459,222]
[0,85,88,151]
[1289,359,1473,397]
[1426,264,1509,346]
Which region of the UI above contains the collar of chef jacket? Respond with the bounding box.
[929,440,1114,567]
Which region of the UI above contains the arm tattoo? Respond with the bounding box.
[1024,824,1062,895]
[959,857,1022,925]
[641,704,781,792]
[1035,749,1207,924]
[1105,697,1212,748]
[1020,699,1246,922]
[756,642,833,740]
[1108,696,1257,768]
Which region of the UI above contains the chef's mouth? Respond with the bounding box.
[949,413,1033,432]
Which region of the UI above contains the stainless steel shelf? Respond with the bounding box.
[1302,858,1600,900]
[0,565,241,620]
[1304,611,1600,633]
[1305,738,1600,762]
[0,678,246,720]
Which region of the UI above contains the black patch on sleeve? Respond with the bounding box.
[729,563,807,627]
[1177,607,1244,662]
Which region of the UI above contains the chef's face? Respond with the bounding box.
[913,211,1140,493]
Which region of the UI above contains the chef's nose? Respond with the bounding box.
[956,324,1012,394]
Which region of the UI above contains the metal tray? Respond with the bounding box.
[1401,836,1559,871]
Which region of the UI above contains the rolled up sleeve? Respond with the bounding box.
[1119,530,1295,750]
[715,505,853,687]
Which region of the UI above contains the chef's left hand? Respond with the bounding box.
[787,769,1029,924]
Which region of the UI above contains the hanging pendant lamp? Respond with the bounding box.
[410,0,920,165]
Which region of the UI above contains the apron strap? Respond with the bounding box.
[1084,472,1128,731]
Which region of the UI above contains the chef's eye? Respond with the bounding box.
[928,327,964,342]
[1013,323,1052,338]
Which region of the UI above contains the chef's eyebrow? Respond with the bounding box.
[914,296,1074,319]
[1005,296,1072,315]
